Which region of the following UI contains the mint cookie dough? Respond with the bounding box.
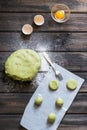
[66,79,77,90]
[5,49,41,81]
[56,98,64,107]
[34,95,43,106]
[49,79,59,90]
[48,113,56,123]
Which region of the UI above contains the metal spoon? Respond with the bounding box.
[43,52,63,80]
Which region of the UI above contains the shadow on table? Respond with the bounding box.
[19,126,26,130]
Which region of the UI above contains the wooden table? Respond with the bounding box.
[0,0,87,130]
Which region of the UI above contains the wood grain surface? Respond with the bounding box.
[0,0,87,130]
[0,93,87,114]
[0,114,87,130]
[0,32,87,52]
[0,72,86,92]
[0,52,87,71]
[0,0,87,12]
[0,13,87,31]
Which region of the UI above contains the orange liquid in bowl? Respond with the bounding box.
[55,10,65,20]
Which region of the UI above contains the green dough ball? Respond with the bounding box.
[5,49,41,81]
[35,96,43,106]
[66,79,77,90]
[49,80,59,90]
[56,98,64,107]
[48,113,56,123]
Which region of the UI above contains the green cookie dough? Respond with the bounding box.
[5,49,41,81]
[49,79,59,90]
[48,113,56,123]
[35,95,43,106]
[56,98,64,107]
[66,79,77,90]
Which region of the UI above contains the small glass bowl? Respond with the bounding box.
[51,4,70,23]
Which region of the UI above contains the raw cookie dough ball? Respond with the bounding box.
[5,49,41,81]
[34,95,43,106]
[49,79,59,90]
[56,98,64,107]
[48,113,56,123]
[66,79,77,90]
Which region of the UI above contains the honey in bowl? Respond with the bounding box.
[55,10,65,20]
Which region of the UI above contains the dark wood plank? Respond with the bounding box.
[0,93,87,114]
[0,114,87,130]
[0,72,86,93]
[0,72,45,92]
[0,13,87,31]
[1,52,87,72]
[0,0,87,12]
[0,32,87,52]
[0,51,86,92]
[0,1,86,130]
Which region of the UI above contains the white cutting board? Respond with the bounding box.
[20,63,84,130]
